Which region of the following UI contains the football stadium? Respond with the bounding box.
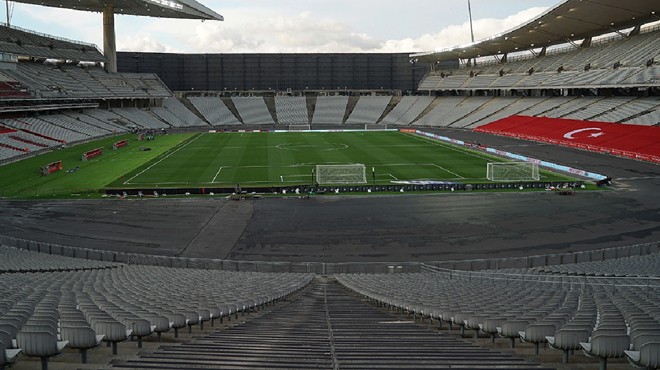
[0,0,659,369]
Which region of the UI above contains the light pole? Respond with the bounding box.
[467,0,475,43]
[467,0,476,67]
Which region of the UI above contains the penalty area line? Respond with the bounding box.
[428,163,465,179]
[123,134,204,185]
[211,166,223,183]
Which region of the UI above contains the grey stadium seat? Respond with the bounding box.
[547,328,591,363]
[580,332,631,370]
[625,342,660,369]
[0,329,21,368]
[60,325,105,363]
[15,330,68,370]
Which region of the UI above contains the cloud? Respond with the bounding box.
[373,7,549,53]
[11,3,549,54]
[172,10,382,53]
[164,6,548,54]
[12,5,100,45]
[117,34,180,53]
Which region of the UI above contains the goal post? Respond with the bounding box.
[288,124,311,131]
[487,162,540,182]
[315,164,367,185]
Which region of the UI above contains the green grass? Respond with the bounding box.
[109,131,575,187]
[0,133,192,198]
[0,131,582,199]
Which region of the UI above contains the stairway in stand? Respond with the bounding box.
[109,277,553,369]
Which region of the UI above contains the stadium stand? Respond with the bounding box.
[345,95,392,125]
[149,106,187,128]
[0,244,314,368]
[112,108,168,129]
[110,278,554,370]
[418,27,660,91]
[0,62,171,100]
[411,96,472,127]
[4,116,88,142]
[531,253,660,277]
[232,96,276,125]
[61,111,123,133]
[311,96,349,125]
[0,23,104,62]
[336,254,660,369]
[379,96,434,126]
[0,74,30,98]
[159,97,207,127]
[0,245,120,272]
[188,97,242,126]
[275,96,309,125]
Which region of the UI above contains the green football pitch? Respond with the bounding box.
[113,131,571,187]
[0,130,579,198]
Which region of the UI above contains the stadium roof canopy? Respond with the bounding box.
[9,0,223,20]
[7,0,223,72]
[412,0,659,63]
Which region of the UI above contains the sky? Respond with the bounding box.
[5,0,561,54]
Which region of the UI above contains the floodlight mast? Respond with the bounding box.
[467,0,475,43]
[5,0,11,27]
[467,0,476,67]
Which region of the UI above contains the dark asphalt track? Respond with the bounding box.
[1,129,658,263]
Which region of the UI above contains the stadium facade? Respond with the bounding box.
[117,52,436,93]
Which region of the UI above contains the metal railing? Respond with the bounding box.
[0,234,657,278]
[420,262,660,290]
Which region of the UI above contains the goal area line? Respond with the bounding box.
[124,162,469,186]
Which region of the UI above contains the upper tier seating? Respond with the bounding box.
[420,28,660,91]
[1,63,170,100]
[0,24,104,62]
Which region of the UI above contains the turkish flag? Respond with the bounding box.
[476,116,660,161]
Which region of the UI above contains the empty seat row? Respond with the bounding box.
[0,245,120,273]
[336,255,660,369]
[1,264,313,368]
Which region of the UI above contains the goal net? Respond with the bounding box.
[487,162,540,182]
[316,164,367,184]
[288,124,311,131]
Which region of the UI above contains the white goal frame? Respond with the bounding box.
[487,162,540,182]
[288,124,311,131]
[315,164,367,185]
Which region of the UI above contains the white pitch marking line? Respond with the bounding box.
[617,176,660,181]
[405,133,494,162]
[389,173,399,180]
[211,166,223,183]
[124,134,204,185]
[428,163,465,179]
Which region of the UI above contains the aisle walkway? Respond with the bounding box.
[109,278,552,369]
